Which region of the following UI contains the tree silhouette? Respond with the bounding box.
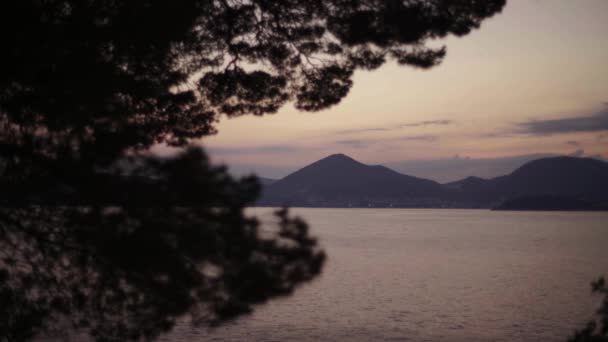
[568,277,608,342]
[0,0,505,340]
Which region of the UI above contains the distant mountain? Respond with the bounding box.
[443,176,488,190]
[258,154,446,207]
[493,157,608,198]
[257,177,277,186]
[449,156,608,207]
[386,153,556,183]
[257,154,608,209]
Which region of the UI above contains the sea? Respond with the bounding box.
[159,208,608,342]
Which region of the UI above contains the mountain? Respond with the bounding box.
[258,154,446,207]
[443,176,488,190]
[493,156,608,198]
[386,153,556,183]
[257,177,277,186]
[257,154,608,208]
[448,156,608,207]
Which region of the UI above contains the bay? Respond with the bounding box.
[162,208,608,341]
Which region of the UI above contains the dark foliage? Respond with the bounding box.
[0,0,505,161]
[0,0,505,340]
[1,148,325,341]
[569,277,608,342]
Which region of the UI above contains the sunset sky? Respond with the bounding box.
[193,0,608,181]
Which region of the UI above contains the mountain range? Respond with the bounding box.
[257,154,608,209]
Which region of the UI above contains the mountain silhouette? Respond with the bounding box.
[444,176,488,190]
[258,154,445,207]
[450,156,608,206]
[495,156,608,197]
[258,177,277,186]
[257,154,608,208]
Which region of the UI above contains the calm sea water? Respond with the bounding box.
[161,208,608,342]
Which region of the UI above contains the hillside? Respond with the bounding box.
[257,155,608,208]
[258,154,446,207]
[449,156,608,206]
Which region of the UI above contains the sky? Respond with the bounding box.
[189,0,608,182]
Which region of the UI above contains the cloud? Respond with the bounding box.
[335,139,371,148]
[480,131,518,139]
[335,135,438,148]
[395,135,439,142]
[210,134,440,161]
[569,149,585,157]
[335,119,452,135]
[517,109,608,135]
[566,140,580,147]
[335,127,390,135]
[398,120,452,128]
[208,145,300,155]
